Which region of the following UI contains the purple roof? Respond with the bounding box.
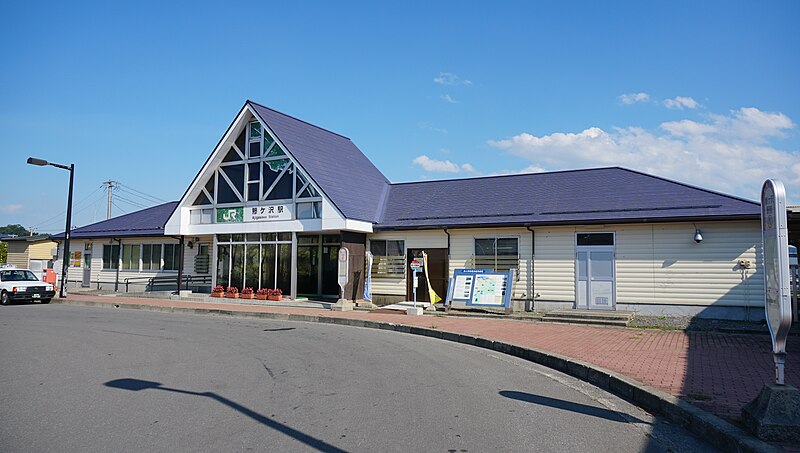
[52,202,178,239]
[376,167,760,230]
[249,101,390,223]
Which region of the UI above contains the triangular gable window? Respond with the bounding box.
[186,114,325,213]
[193,192,211,206]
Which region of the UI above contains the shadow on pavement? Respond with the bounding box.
[104,378,346,453]
[499,390,643,424]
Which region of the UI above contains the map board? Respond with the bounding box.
[448,268,514,309]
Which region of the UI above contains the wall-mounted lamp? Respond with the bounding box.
[187,241,194,249]
[694,228,703,243]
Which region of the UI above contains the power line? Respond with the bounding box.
[30,185,104,228]
[114,194,149,209]
[116,183,167,204]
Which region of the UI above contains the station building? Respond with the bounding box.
[56,100,769,320]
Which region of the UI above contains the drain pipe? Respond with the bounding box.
[526,225,535,311]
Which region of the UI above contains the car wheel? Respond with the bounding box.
[40,298,51,304]
[1,291,10,305]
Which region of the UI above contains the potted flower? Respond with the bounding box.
[267,288,283,301]
[241,287,254,299]
[211,285,225,298]
[225,286,239,299]
[255,288,269,301]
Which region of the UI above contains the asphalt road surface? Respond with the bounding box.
[0,304,715,452]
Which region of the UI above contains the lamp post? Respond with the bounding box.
[27,157,74,299]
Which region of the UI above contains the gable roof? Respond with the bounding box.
[3,234,54,242]
[248,101,390,223]
[52,202,178,240]
[377,167,761,230]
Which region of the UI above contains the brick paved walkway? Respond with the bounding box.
[63,295,799,423]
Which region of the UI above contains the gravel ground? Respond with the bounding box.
[630,315,772,333]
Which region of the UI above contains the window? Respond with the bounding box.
[576,233,614,246]
[163,244,180,271]
[102,244,120,270]
[190,208,213,224]
[296,201,322,219]
[474,238,519,272]
[121,244,140,270]
[141,244,162,270]
[369,240,405,277]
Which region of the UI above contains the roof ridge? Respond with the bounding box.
[616,167,760,206]
[247,100,351,141]
[389,166,621,186]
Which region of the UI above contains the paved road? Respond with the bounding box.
[0,304,714,452]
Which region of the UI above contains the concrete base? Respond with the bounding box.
[331,299,354,312]
[355,299,378,309]
[406,307,424,316]
[741,384,800,443]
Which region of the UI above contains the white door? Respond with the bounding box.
[576,246,615,310]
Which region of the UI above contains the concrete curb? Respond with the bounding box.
[55,298,780,453]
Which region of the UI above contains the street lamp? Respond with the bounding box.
[27,157,74,299]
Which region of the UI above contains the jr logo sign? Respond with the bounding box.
[216,208,243,223]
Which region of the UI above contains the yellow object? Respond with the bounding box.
[422,251,442,304]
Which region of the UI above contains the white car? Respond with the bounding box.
[0,267,55,305]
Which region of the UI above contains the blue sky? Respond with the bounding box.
[1,0,798,232]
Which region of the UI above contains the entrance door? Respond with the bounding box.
[82,254,92,288]
[406,249,448,303]
[576,246,615,310]
[297,234,341,298]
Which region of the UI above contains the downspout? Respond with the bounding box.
[526,225,535,311]
[114,238,122,292]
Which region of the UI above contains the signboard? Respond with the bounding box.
[245,204,293,222]
[409,259,423,271]
[447,268,514,309]
[217,207,243,223]
[337,247,349,290]
[218,205,293,223]
[761,179,791,385]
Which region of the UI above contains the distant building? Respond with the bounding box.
[4,235,57,272]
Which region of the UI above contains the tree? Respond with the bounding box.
[0,242,6,264]
[0,224,31,237]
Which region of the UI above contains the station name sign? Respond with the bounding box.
[216,205,293,223]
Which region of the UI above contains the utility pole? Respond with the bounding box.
[102,180,116,220]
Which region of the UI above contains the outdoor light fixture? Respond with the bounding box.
[694,228,704,243]
[27,156,75,299]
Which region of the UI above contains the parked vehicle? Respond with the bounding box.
[0,265,55,305]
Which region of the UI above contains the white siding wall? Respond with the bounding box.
[367,230,447,296]
[531,221,763,308]
[448,228,533,301]
[367,220,763,309]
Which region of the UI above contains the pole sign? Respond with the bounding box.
[337,247,349,298]
[761,179,792,385]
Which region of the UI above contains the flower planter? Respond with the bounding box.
[225,293,239,299]
[241,294,254,300]
[255,294,268,301]
[211,292,223,298]
[267,295,282,301]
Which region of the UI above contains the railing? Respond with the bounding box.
[124,274,212,292]
[371,255,405,277]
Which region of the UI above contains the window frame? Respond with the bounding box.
[473,236,520,272]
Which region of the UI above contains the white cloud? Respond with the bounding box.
[663,96,701,110]
[440,94,458,104]
[433,72,472,86]
[488,107,800,202]
[619,92,650,104]
[0,204,23,214]
[413,155,477,173]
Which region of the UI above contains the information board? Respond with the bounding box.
[448,268,514,309]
